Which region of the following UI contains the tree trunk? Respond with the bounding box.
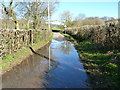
[15,20,19,29]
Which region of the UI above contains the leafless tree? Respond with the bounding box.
[1,0,19,29]
[60,11,73,27]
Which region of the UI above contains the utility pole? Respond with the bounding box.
[48,0,51,70]
[48,0,50,31]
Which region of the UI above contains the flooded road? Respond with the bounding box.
[2,33,90,88]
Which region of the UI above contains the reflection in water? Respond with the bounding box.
[44,39,90,88]
[59,40,74,55]
[2,34,90,88]
[51,40,74,55]
[2,43,52,88]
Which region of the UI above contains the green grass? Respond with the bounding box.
[52,27,63,30]
[5,55,14,62]
[0,63,6,71]
[76,41,120,87]
[62,33,75,41]
[44,27,63,30]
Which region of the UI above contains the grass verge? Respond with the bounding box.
[63,33,120,87]
[61,33,75,41]
[75,41,120,87]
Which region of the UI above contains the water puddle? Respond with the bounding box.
[2,33,90,88]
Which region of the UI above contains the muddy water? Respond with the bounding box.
[2,43,50,88]
[2,33,90,88]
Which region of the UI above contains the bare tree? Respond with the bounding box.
[75,13,86,20]
[101,16,115,21]
[0,0,58,29]
[18,1,58,29]
[1,0,19,29]
[60,11,73,27]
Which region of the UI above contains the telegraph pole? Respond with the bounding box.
[48,0,51,70]
[48,0,50,31]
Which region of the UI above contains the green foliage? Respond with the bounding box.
[0,63,6,70]
[106,63,117,69]
[25,25,29,29]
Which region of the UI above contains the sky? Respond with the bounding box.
[51,1,119,24]
[0,0,119,25]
